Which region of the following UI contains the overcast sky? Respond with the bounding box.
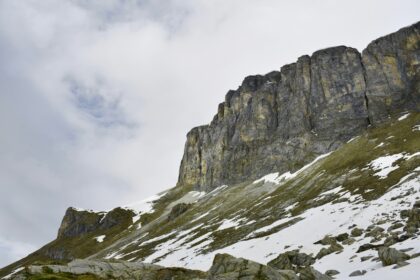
[0,0,419,268]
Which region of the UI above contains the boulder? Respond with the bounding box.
[378,247,410,266]
[350,228,363,237]
[349,270,366,277]
[208,253,299,280]
[298,267,331,280]
[325,270,340,277]
[268,250,315,271]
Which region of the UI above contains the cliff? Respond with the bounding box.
[178,21,420,191]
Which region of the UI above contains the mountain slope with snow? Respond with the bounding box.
[1,21,420,280]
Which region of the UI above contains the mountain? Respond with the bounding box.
[1,21,420,280]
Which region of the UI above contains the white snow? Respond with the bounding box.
[190,211,210,223]
[190,191,206,198]
[253,152,332,185]
[398,113,410,121]
[217,218,241,230]
[1,267,24,279]
[251,216,295,235]
[368,154,405,179]
[254,172,281,184]
[412,125,420,131]
[145,173,420,279]
[123,192,167,226]
[94,235,106,243]
[124,193,165,214]
[132,215,141,224]
[374,142,385,149]
[70,207,96,213]
[207,185,229,197]
[347,136,360,143]
[141,231,176,246]
[368,153,420,179]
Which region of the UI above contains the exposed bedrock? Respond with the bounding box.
[178,22,420,191]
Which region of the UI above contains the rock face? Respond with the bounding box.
[178,21,420,191]
[57,207,134,238]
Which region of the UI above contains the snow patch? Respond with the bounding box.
[368,153,420,179]
[1,267,24,279]
[218,218,241,230]
[374,142,385,149]
[398,113,410,121]
[347,136,360,143]
[254,152,332,185]
[94,235,106,243]
[368,154,405,179]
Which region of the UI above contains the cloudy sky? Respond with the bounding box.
[0,0,419,268]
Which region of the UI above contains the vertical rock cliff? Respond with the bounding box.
[178,21,420,191]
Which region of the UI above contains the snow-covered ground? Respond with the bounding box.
[144,174,420,279]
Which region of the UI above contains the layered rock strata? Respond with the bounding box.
[178,22,420,191]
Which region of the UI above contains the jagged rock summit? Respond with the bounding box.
[178,21,420,191]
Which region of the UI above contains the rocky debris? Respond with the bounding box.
[167,203,192,221]
[57,207,134,238]
[378,247,410,266]
[298,266,332,280]
[325,270,340,277]
[208,253,299,280]
[267,250,315,271]
[178,21,420,191]
[349,270,366,277]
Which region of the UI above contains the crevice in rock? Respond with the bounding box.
[360,56,372,126]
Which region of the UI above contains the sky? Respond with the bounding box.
[0,0,419,268]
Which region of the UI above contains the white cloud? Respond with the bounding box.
[1,0,419,268]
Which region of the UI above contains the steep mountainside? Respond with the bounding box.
[1,21,419,280]
[179,21,420,191]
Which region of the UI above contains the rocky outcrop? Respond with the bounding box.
[178,21,420,191]
[362,24,420,123]
[267,250,315,271]
[208,253,299,280]
[25,259,207,280]
[57,207,134,238]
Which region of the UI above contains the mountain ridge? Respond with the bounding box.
[1,20,420,280]
[178,21,420,191]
